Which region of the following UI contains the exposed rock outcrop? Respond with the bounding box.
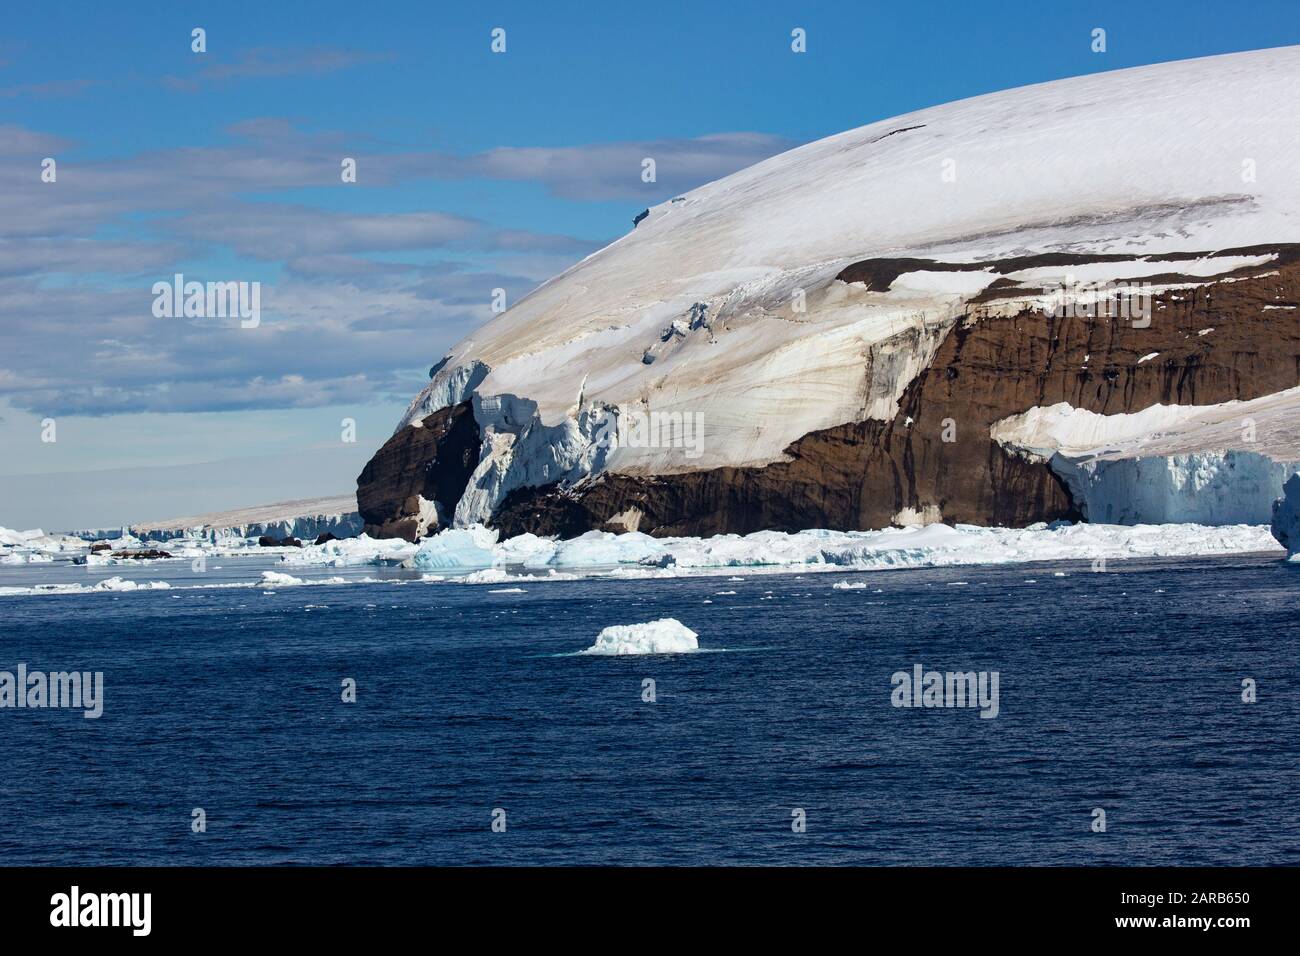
[355,401,480,540]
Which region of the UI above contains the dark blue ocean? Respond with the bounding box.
[1,553,1297,865]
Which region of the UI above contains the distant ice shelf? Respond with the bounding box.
[72,494,362,544]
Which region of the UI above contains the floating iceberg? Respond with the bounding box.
[550,530,666,567]
[260,571,305,587]
[460,567,512,584]
[0,551,54,565]
[0,525,91,560]
[494,532,559,567]
[408,526,499,570]
[580,618,700,655]
[279,534,417,567]
[259,571,349,587]
[93,577,171,592]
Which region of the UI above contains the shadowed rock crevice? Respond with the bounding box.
[356,401,480,540]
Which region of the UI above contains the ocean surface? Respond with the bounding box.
[1,552,1297,865]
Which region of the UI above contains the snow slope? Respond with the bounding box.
[400,47,1300,525]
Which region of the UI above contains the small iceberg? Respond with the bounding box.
[94,576,171,592]
[261,571,306,587]
[580,618,699,655]
[258,571,347,587]
[551,530,666,568]
[409,526,499,570]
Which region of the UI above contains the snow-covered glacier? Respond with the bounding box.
[358,46,1300,540]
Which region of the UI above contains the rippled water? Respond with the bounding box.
[1,553,1296,864]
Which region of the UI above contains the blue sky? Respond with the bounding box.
[2,0,1297,529]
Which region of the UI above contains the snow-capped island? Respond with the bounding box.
[355,46,1300,543]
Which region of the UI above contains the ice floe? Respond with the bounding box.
[94,576,172,592]
[259,571,347,587]
[408,526,499,570]
[279,534,417,567]
[233,520,1291,583]
[0,517,1287,598]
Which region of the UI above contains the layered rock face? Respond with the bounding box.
[492,249,1300,536]
[358,48,1300,540]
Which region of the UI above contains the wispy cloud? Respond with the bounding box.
[431,132,798,201]
[167,205,480,260]
[0,119,792,417]
[164,47,394,91]
[0,78,99,99]
[0,125,71,155]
